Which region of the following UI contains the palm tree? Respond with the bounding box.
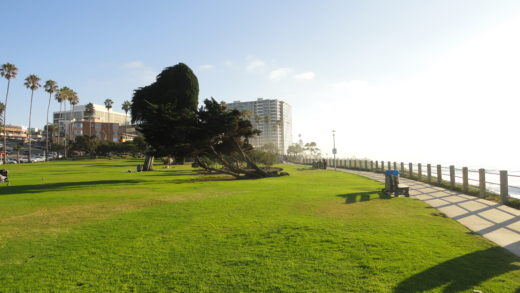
[0,102,5,120]
[0,63,18,164]
[104,99,114,123]
[121,101,131,141]
[44,80,58,161]
[24,74,41,161]
[55,88,66,156]
[85,103,95,136]
[121,101,131,125]
[0,102,4,163]
[13,144,21,163]
[68,90,79,143]
[56,87,72,157]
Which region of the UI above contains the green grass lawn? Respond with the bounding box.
[0,159,518,292]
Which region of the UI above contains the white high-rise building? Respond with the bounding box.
[226,98,292,154]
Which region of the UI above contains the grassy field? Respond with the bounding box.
[0,159,518,292]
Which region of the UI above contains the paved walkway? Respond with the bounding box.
[332,167,520,257]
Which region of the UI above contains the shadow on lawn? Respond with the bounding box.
[394,246,520,293]
[337,191,390,204]
[0,179,144,195]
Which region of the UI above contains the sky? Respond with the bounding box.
[2,0,520,170]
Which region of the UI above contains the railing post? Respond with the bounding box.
[409,163,413,179]
[393,162,397,170]
[370,160,374,170]
[400,162,404,174]
[427,164,432,183]
[386,161,390,170]
[437,165,442,184]
[375,160,379,171]
[479,168,486,197]
[381,160,384,170]
[364,160,368,170]
[418,163,422,180]
[450,165,455,189]
[462,167,468,193]
[500,170,509,204]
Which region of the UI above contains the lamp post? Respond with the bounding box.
[332,130,337,170]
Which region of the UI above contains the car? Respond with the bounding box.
[18,158,29,163]
[7,159,17,164]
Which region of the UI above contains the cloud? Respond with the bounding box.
[246,57,266,73]
[122,61,145,69]
[198,64,214,70]
[269,68,293,81]
[293,71,315,80]
[121,61,157,84]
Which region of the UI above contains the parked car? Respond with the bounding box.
[7,159,18,164]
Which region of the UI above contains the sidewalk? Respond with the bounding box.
[331,167,520,257]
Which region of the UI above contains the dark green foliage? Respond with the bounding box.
[131,63,199,124]
[250,150,277,167]
[71,135,98,155]
[130,63,199,160]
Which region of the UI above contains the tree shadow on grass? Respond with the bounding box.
[146,170,199,176]
[0,180,145,195]
[394,246,520,293]
[337,191,390,204]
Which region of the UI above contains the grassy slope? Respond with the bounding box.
[0,159,518,292]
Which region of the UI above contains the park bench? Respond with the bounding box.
[0,169,9,186]
[382,170,409,197]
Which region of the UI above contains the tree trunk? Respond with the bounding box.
[210,146,263,178]
[28,90,34,162]
[45,92,51,161]
[3,79,10,164]
[195,155,241,178]
[63,101,67,158]
[231,139,268,177]
[143,153,154,171]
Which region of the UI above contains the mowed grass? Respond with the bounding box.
[0,159,518,292]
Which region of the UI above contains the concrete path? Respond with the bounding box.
[332,168,520,257]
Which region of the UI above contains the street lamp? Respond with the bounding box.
[332,130,337,170]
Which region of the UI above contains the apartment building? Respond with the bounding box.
[226,98,292,154]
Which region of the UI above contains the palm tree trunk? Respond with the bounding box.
[69,104,75,143]
[45,92,51,161]
[59,101,63,158]
[125,112,128,141]
[28,90,34,162]
[3,79,10,164]
[63,101,67,158]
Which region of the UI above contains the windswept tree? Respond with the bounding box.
[24,74,41,161]
[104,99,114,122]
[0,63,18,164]
[44,80,58,161]
[84,103,95,135]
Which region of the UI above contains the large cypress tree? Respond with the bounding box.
[131,63,199,166]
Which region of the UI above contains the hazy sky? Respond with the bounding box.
[2,0,520,169]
